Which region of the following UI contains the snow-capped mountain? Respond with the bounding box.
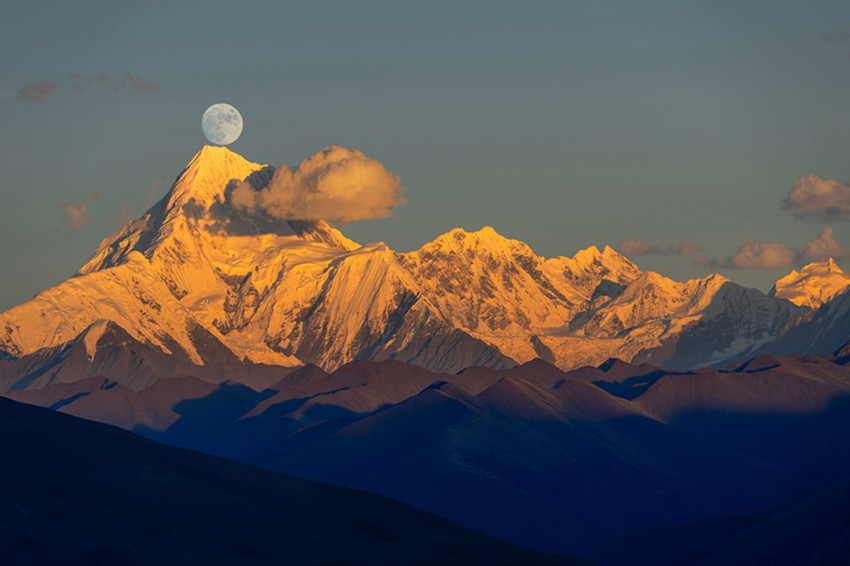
[770,259,850,309]
[0,147,510,379]
[0,147,808,386]
[399,229,641,363]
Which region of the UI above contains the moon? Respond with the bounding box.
[201,103,243,145]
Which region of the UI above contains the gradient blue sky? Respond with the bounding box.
[2,1,850,310]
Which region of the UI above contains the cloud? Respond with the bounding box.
[57,192,100,238]
[145,180,167,209]
[15,82,55,102]
[615,239,707,258]
[16,74,159,102]
[821,31,850,41]
[691,255,714,268]
[782,174,850,221]
[803,226,846,262]
[666,242,704,255]
[694,238,796,270]
[109,204,134,229]
[615,238,660,256]
[231,146,403,223]
[694,229,847,270]
[729,239,797,269]
[71,74,159,95]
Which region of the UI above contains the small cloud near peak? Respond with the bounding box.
[803,226,847,262]
[693,229,847,270]
[57,192,101,238]
[615,238,660,257]
[231,146,403,224]
[667,242,704,255]
[693,238,796,270]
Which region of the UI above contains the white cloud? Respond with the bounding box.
[693,229,847,270]
[694,238,796,270]
[782,174,850,221]
[231,146,403,224]
[803,226,846,262]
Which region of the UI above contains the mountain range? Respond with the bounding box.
[4,146,850,563]
[3,146,850,391]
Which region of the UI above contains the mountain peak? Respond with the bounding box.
[563,244,641,280]
[573,245,602,261]
[571,244,627,264]
[166,146,264,211]
[772,259,850,309]
[420,226,527,256]
[800,258,843,274]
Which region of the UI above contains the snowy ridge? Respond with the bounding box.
[0,146,813,377]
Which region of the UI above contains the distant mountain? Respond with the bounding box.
[770,259,850,309]
[0,147,511,377]
[0,319,293,392]
[752,288,850,361]
[0,146,809,383]
[0,395,582,565]
[10,355,850,557]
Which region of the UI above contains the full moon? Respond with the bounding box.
[201,103,243,145]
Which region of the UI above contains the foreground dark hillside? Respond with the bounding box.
[9,353,850,562]
[0,396,583,566]
[590,475,850,566]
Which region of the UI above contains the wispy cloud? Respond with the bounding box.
[15,82,55,102]
[615,238,660,256]
[820,31,850,42]
[615,238,706,257]
[108,180,168,229]
[108,205,133,230]
[57,192,100,238]
[15,74,159,103]
[666,242,704,255]
[145,180,167,209]
[70,74,159,95]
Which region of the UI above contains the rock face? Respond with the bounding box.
[0,146,809,386]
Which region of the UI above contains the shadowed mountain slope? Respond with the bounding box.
[0,320,296,393]
[0,395,583,566]
[11,355,850,557]
[589,475,850,566]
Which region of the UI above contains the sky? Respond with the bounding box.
[2,1,850,311]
